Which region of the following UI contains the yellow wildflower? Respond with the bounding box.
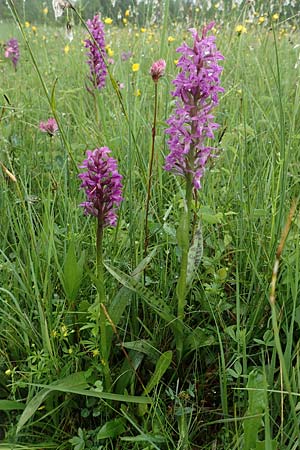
[104,17,113,25]
[32,25,37,33]
[64,44,70,54]
[25,21,30,28]
[123,18,128,25]
[43,7,48,15]
[272,13,279,21]
[132,63,140,72]
[5,369,12,376]
[235,24,247,34]
[125,9,130,17]
[61,324,68,336]
[168,36,175,43]
[140,27,146,33]
[107,48,114,57]
[174,59,179,65]
[214,2,220,8]
[134,88,141,97]
[258,16,265,24]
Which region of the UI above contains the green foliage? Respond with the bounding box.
[1,1,300,449]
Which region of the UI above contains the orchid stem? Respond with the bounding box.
[96,219,111,391]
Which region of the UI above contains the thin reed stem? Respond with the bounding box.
[144,82,158,256]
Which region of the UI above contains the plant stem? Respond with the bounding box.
[96,218,111,391]
[176,175,193,321]
[144,82,158,256]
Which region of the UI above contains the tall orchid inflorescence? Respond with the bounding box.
[164,23,224,190]
[84,14,107,91]
[79,147,122,391]
[79,147,123,227]
[4,38,20,71]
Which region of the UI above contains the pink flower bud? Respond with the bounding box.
[150,59,166,83]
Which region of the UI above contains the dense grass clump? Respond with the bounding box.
[1,1,300,449]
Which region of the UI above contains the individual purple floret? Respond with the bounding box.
[164,23,224,190]
[84,14,107,90]
[121,50,132,61]
[4,38,20,71]
[39,118,59,136]
[79,147,123,227]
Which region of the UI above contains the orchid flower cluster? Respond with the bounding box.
[164,22,224,190]
[4,38,20,71]
[79,147,123,227]
[84,14,107,91]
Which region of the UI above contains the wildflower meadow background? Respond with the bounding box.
[1,0,300,449]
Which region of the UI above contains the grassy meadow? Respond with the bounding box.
[1,1,300,449]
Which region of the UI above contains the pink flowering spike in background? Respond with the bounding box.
[4,38,20,71]
[150,59,166,83]
[164,22,224,190]
[85,14,107,91]
[78,147,123,227]
[39,118,59,137]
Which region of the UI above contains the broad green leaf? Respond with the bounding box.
[62,242,85,302]
[115,350,144,394]
[106,248,157,356]
[121,340,160,361]
[243,370,268,450]
[138,351,173,417]
[186,219,203,287]
[17,371,151,434]
[200,206,223,224]
[96,418,126,440]
[183,327,215,353]
[17,372,89,434]
[0,399,25,411]
[107,248,156,327]
[104,263,182,334]
[143,351,173,396]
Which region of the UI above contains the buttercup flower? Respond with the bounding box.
[164,23,224,190]
[39,118,58,136]
[235,24,247,34]
[79,147,123,227]
[132,63,140,72]
[85,14,107,90]
[150,59,166,83]
[4,38,20,70]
